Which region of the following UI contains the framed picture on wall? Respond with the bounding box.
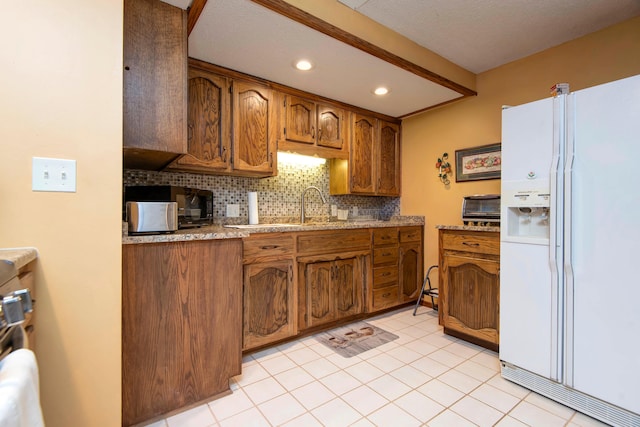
[455,143,502,182]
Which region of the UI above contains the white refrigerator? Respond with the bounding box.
[500,74,640,427]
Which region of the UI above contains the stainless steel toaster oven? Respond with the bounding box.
[462,194,500,225]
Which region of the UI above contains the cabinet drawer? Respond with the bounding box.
[243,234,294,262]
[441,231,499,256]
[373,247,398,266]
[373,265,398,288]
[372,286,398,309]
[297,229,370,255]
[399,226,422,243]
[373,228,398,246]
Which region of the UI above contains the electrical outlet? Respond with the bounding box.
[32,157,77,192]
[226,204,239,217]
[331,205,337,216]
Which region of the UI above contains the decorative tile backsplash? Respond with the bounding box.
[124,161,400,222]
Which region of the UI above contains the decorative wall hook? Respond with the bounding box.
[436,153,451,185]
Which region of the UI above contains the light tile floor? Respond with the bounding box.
[147,307,609,427]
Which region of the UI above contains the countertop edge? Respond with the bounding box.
[123,216,425,244]
[436,225,500,233]
[0,247,39,270]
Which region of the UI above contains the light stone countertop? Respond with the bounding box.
[436,224,500,233]
[122,216,425,244]
[0,247,39,270]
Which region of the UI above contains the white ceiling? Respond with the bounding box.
[163,0,640,117]
[338,0,640,74]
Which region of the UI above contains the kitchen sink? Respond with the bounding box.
[224,223,302,229]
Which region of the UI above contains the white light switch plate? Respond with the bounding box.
[32,157,77,192]
[226,204,239,217]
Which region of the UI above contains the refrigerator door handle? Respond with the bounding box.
[563,93,576,388]
[548,95,565,382]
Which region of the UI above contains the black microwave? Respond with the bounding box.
[124,185,214,229]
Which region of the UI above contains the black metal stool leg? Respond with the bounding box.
[413,265,439,316]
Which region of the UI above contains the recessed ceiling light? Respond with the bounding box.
[294,60,313,71]
[373,87,389,96]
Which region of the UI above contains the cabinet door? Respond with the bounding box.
[284,95,316,144]
[167,70,230,172]
[441,254,500,347]
[350,114,376,194]
[399,242,421,302]
[243,260,295,350]
[333,258,362,318]
[317,104,346,150]
[304,261,335,328]
[123,0,187,169]
[232,80,277,175]
[377,121,400,195]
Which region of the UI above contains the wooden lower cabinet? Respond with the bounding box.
[399,241,421,302]
[242,234,296,351]
[122,239,242,426]
[439,229,500,351]
[243,260,295,350]
[369,226,423,312]
[298,252,366,330]
[240,226,423,350]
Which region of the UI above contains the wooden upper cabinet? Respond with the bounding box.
[330,115,401,196]
[317,105,346,149]
[166,69,230,173]
[123,0,187,170]
[284,96,316,144]
[279,94,348,158]
[232,80,277,176]
[350,114,377,194]
[377,121,401,196]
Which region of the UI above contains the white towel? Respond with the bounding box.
[0,349,45,427]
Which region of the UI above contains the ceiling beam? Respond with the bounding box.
[187,0,207,35]
[249,0,476,97]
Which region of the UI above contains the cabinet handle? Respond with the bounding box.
[311,126,315,139]
[382,272,391,277]
[260,245,279,250]
[382,252,392,256]
[222,146,227,162]
[381,236,390,240]
[462,242,480,247]
[318,129,322,140]
[382,293,391,298]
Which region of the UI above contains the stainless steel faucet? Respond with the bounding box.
[301,186,327,224]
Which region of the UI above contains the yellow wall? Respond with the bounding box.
[401,16,640,286]
[0,1,123,426]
